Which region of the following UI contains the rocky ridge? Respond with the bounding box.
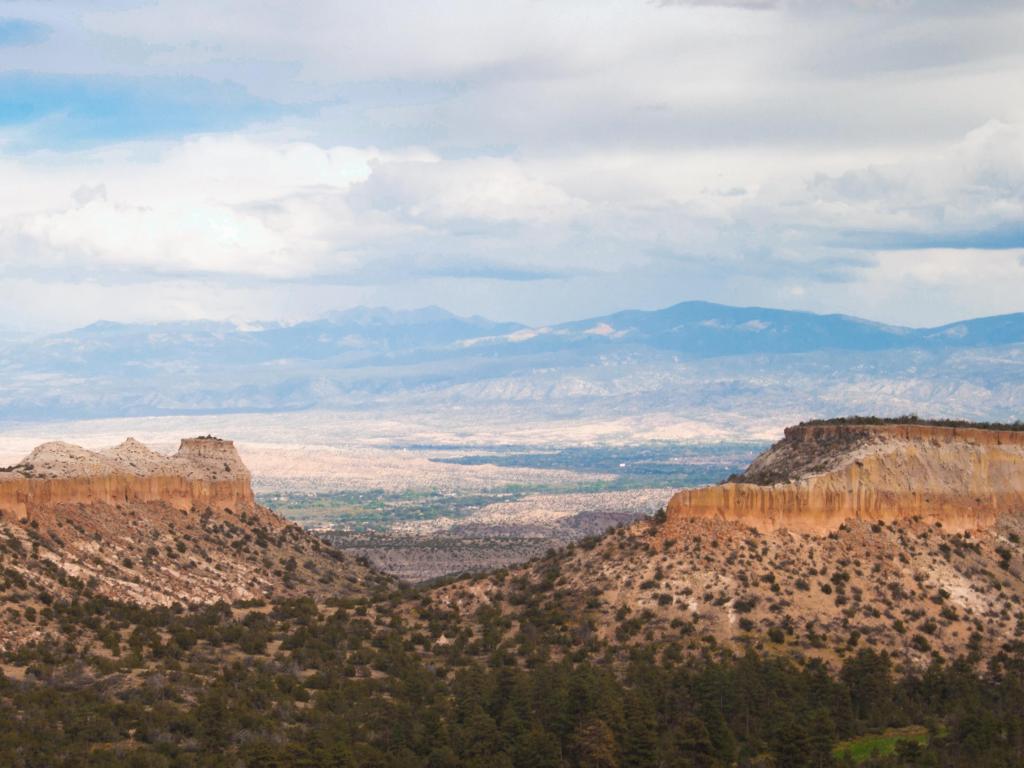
[0,436,390,650]
[666,423,1024,534]
[414,420,1024,666]
[0,436,256,521]
[422,511,1024,667]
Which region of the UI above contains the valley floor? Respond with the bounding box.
[0,412,763,580]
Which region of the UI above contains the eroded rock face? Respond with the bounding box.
[667,424,1024,534]
[0,436,255,521]
[0,436,391,645]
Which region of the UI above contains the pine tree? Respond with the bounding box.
[573,718,619,768]
[621,691,657,768]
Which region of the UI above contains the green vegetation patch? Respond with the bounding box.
[833,725,931,763]
[258,489,519,531]
[429,441,763,488]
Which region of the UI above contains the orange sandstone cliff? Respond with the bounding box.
[0,436,389,640]
[0,436,257,523]
[666,423,1024,534]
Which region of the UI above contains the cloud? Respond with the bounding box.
[1,120,1022,323]
[351,157,585,224]
[844,248,1024,325]
[0,133,603,286]
[656,0,778,8]
[0,136,423,279]
[799,121,1024,250]
[4,0,1013,153]
[868,248,1024,287]
[0,1,1021,329]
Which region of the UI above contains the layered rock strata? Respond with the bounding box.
[0,437,257,522]
[667,423,1024,534]
[0,436,389,637]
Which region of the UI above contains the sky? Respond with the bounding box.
[0,0,1022,333]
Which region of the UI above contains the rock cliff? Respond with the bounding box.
[0,437,390,643]
[666,422,1024,534]
[0,436,257,523]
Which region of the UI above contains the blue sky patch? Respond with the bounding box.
[832,225,1024,252]
[0,18,50,46]
[0,72,286,148]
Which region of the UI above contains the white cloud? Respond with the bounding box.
[869,248,1024,287]
[0,118,1022,327]
[0,0,1021,329]
[0,136,435,279]
[352,157,585,224]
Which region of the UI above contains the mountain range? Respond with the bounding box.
[2,301,1023,426]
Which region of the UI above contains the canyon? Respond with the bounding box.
[430,421,1024,666]
[1,421,1022,666]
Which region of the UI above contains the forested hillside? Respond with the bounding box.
[1,589,1022,766]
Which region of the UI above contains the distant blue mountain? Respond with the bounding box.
[922,313,1024,347]
[1,301,1023,422]
[8,306,524,372]
[462,301,1023,359]
[544,301,915,356]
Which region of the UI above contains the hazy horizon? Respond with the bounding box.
[5,296,1024,340]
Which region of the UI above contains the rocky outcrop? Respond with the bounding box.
[667,423,1024,534]
[0,437,256,522]
[0,436,392,637]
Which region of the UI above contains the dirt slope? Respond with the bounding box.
[0,436,392,650]
[412,421,1024,666]
[420,512,1024,667]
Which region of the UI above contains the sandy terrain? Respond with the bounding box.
[0,409,751,579]
[0,408,759,496]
